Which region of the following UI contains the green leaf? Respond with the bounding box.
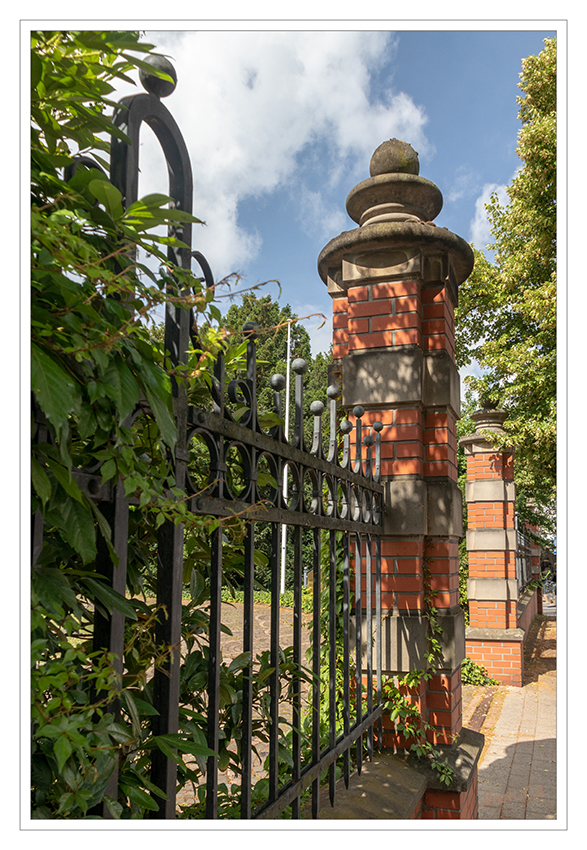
[33,566,79,616]
[46,459,84,503]
[126,695,159,717]
[120,783,159,812]
[31,457,52,507]
[81,576,138,621]
[218,748,230,772]
[58,497,97,564]
[102,357,140,421]
[227,652,252,675]
[131,193,173,209]
[54,735,72,773]
[137,370,177,448]
[88,178,124,219]
[103,797,123,819]
[31,343,80,432]
[151,733,216,758]
[121,689,141,737]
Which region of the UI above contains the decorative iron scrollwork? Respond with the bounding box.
[187,332,384,533]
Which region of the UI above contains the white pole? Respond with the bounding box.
[280,322,291,595]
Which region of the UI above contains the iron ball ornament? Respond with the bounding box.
[139,54,178,98]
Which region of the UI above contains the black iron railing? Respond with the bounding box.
[187,333,384,818]
[515,515,533,591]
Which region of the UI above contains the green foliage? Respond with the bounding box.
[29,30,251,819]
[455,37,556,524]
[220,585,314,612]
[461,657,499,687]
[380,678,453,786]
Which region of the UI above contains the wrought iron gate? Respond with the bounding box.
[182,335,384,819]
[33,56,385,820]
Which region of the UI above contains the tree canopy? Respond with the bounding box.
[455,37,556,523]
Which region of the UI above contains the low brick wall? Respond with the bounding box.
[465,586,539,686]
[518,586,539,634]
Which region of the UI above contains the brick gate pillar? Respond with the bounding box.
[319,140,480,818]
[460,403,524,686]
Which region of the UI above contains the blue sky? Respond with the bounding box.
[111,26,557,361]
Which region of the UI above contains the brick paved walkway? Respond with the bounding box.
[462,612,557,820]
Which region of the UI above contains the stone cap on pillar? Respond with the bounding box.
[459,400,512,453]
[317,138,474,290]
[346,139,443,227]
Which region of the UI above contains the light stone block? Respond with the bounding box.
[467,577,519,602]
[351,609,465,674]
[422,351,461,418]
[342,347,423,408]
[426,479,464,538]
[342,247,420,282]
[465,479,516,503]
[466,528,517,552]
[383,478,427,536]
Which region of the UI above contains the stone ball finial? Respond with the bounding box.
[369,139,420,177]
[139,54,178,98]
[480,396,498,410]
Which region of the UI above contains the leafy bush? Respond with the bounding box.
[461,657,499,686]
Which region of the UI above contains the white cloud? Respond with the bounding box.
[447,166,478,203]
[295,186,348,242]
[469,182,509,249]
[114,30,431,281]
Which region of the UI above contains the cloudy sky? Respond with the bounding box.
[110,25,557,357]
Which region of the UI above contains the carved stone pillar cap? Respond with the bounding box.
[318,138,474,288]
[471,407,508,434]
[346,139,443,227]
[459,405,510,451]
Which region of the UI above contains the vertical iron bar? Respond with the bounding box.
[291,524,303,819]
[376,533,382,750]
[342,529,351,789]
[111,85,194,820]
[91,480,129,817]
[268,522,281,804]
[240,521,256,818]
[150,515,185,818]
[354,531,363,775]
[205,525,223,818]
[352,407,364,475]
[365,533,373,761]
[150,297,189,817]
[291,360,307,451]
[212,348,226,417]
[311,526,322,819]
[328,528,337,806]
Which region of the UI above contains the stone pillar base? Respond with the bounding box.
[409,727,484,819]
[305,728,484,820]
